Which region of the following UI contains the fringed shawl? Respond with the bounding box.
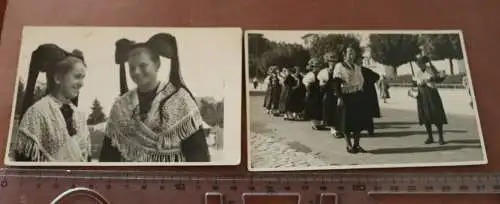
[105,82,204,162]
[333,62,364,94]
[14,96,90,162]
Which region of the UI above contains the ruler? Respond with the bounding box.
[0,169,499,204]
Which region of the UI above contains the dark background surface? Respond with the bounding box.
[0,0,499,203]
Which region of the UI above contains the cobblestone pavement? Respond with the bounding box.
[249,93,485,170]
[250,132,329,169]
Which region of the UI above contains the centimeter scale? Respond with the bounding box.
[0,169,499,204]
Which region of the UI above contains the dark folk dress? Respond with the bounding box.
[305,72,323,121]
[283,75,296,112]
[414,72,448,125]
[289,74,306,113]
[278,76,289,113]
[263,76,272,109]
[321,71,338,127]
[360,67,381,133]
[266,75,281,111]
[99,85,210,162]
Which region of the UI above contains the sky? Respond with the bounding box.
[253,30,370,46]
[16,27,241,115]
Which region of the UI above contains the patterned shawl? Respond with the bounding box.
[105,82,204,162]
[333,62,364,94]
[14,96,90,162]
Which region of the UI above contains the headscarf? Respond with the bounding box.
[22,44,85,118]
[114,33,195,101]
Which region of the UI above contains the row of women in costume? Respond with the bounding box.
[13,33,211,163]
[262,45,449,154]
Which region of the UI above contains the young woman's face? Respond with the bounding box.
[344,47,356,62]
[127,49,160,87]
[55,61,86,100]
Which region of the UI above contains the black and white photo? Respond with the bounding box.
[5,26,242,166]
[245,30,487,171]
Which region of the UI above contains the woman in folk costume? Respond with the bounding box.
[318,52,340,137]
[303,58,325,130]
[412,55,448,145]
[13,44,91,162]
[278,67,290,116]
[269,66,282,115]
[283,67,298,120]
[360,65,381,137]
[99,33,210,162]
[333,45,371,154]
[263,66,273,114]
[289,66,306,120]
[377,75,390,103]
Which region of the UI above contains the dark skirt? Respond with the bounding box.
[265,84,281,110]
[263,86,272,109]
[279,84,289,113]
[339,91,372,133]
[416,86,448,125]
[322,87,338,127]
[305,87,323,120]
[288,85,306,113]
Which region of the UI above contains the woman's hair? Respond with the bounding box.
[22,44,85,118]
[339,43,362,62]
[114,33,197,123]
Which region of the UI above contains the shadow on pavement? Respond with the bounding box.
[369,144,482,154]
[372,130,468,138]
[446,139,481,144]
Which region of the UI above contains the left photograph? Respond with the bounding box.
[4,26,242,166]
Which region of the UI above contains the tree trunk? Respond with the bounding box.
[409,61,415,75]
[448,58,454,75]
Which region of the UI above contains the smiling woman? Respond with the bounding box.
[12,44,91,162]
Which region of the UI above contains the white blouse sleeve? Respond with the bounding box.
[302,72,315,87]
[317,69,329,86]
[333,63,345,80]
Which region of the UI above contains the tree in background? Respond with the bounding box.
[369,34,420,76]
[259,42,310,73]
[248,33,272,78]
[308,34,362,64]
[87,99,106,125]
[419,34,464,75]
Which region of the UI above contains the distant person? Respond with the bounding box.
[263,67,274,114]
[14,44,91,162]
[412,55,448,145]
[252,77,259,89]
[462,75,473,108]
[377,75,390,103]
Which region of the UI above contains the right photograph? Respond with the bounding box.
[245,30,487,171]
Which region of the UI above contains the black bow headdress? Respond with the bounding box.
[114,33,193,99]
[21,44,85,118]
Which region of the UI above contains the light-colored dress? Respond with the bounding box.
[14,95,90,162]
[105,82,205,162]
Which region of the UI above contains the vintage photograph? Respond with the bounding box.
[4,26,242,166]
[246,30,487,171]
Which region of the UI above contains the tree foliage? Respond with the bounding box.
[87,99,106,125]
[419,34,464,75]
[369,34,420,69]
[308,34,362,62]
[259,42,310,73]
[248,34,272,78]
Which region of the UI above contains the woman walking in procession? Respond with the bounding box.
[412,55,448,145]
[278,67,291,116]
[303,58,325,130]
[99,33,210,162]
[13,44,91,162]
[263,67,273,114]
[283,67,298,120]
[333,44,371,154]
[289,66,306,120]
[361,66,381,137]
[318,52,340,137]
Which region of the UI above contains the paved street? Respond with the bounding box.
[248,87,486,170]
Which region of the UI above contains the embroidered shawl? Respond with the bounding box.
[333,62,364,94]
[105,82,204,162]
[14,96,90,162]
